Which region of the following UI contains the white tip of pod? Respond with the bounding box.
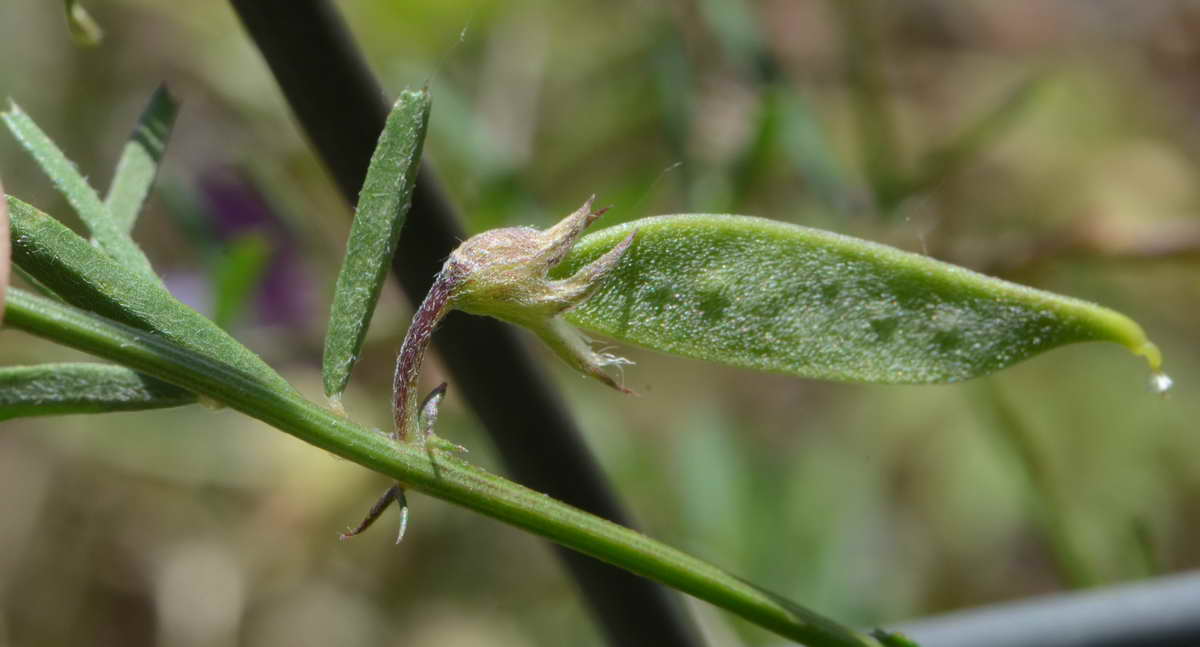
[1149,371,1173,396]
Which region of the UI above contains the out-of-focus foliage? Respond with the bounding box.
[64,0,104,47]
[0,2,1196,646]
[0,176,7,325]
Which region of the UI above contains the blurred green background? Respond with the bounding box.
[1,1,1197,645]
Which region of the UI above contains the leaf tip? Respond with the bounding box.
[395,86,432,110]
[321,339,354,405]
[150,82,180,115]
[1124,333,1171,395]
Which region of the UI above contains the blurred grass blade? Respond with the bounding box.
[729,87,861,218]
[555,215,1163,383]
[974,381,1097,588]
[834,0,903,211]
[6,195,294,396]
[694,0,861,218]
[323,88,431,401]
[64,0,103,46]
[1130,518,1161,578]
[904,76,1045,200]
[0,177,8,324]
[697,0,764,76]
[727,85,782,209]
[649,22,697,210]
[778,89,864,217]
[2,102,156,278]
[211,233,271,330]
[0,363,195,421]
[105,85,179,233]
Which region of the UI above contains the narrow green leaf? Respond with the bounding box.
[0,363,195,421]
[322,87,431,400]
[0,177,9,325]
[555,215,1162,383]
[211,233,271,330]
[64,0,104,46]
[105,85,179,233]
[2,102,157,279]
[6,196,294,396]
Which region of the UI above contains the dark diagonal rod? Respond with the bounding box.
[227,2,702,645]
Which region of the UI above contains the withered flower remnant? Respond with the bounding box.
[347,197,636,542]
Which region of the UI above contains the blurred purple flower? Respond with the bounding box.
[196,168,313,327]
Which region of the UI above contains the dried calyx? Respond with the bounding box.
[448,195,639,394]
[398,195,637,439]
[345,197,637,542]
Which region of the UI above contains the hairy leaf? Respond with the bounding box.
[105,85,178,233]
[2,102,156,279]
[323,88,431,401]
[6,196,294,395]
[0,363,195,421]
[555,215,1161,384]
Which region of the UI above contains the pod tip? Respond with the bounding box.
[1133,341,1163,372]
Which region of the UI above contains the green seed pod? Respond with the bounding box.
[554,214,1165,385]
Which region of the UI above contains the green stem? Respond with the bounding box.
[2,288,883,647]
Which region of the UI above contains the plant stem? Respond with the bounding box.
[391,265,459,440]
[3,287,883,647]
[226,1,701,644]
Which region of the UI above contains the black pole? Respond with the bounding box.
[226,2,702,646]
